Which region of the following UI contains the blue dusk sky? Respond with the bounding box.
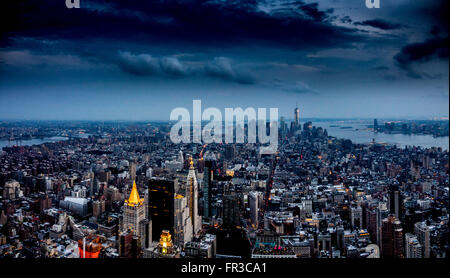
[0,0,448,120]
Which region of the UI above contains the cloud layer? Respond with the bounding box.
[116,52,256,84]
[1,0,364,50]
[355,19,405,30]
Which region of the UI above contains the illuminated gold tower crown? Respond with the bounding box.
[125,180,144,207]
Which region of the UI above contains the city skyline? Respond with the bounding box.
[1,0,449,120]
[0,119,448,260]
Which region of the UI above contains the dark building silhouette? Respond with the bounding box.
[147,179,175,241]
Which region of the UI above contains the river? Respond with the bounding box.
[314,120,449,150]
[0,122,448,151]
[0,133,92,149]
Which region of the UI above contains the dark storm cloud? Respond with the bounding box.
[116,51,256,84]
[1,0,364,50]
[418,0,449,33]
[0,0,371,88]
[354,19,405,30]
[394,36,449,79]
[390,0,449,79]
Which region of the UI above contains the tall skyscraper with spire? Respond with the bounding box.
[291,105,301,133]
[122,181,152,248]
[187,156,202,236]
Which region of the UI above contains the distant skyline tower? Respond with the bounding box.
[290,104,301,134]
[294,105,300,127]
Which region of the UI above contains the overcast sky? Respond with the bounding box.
[0,0,448,120]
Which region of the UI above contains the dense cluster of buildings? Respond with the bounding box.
[0,110,448,258]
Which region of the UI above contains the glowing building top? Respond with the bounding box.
[125,180,144,207]
[159,230,173,254]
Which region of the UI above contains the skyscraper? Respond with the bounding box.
[249,191,262,228]
[351,205,363,228]
[388,184,403,220]
[279,116,287,138]
[147,178,175,242]
[223,188,240,228]
[405,233,423,258]
[381,215,404,258]
[187,157,202,235]
[203,159,213,220]
[366,208,378,244]
[174,192,193,247]
[290,106,301,134]
[122,181,151,248]
[414,221,431,258]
